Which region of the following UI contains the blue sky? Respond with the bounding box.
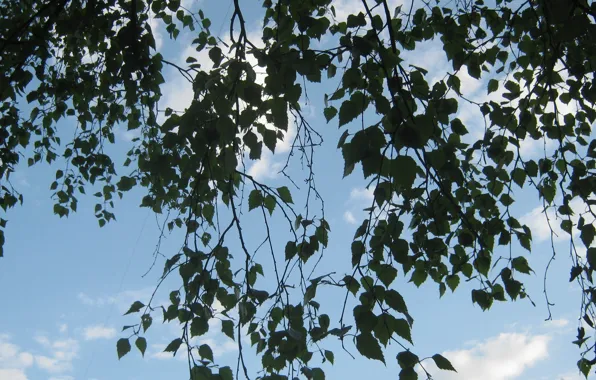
[0,0,593,379]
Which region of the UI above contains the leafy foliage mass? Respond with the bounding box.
[2,0,596,378]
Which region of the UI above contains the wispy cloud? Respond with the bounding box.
[82,325,117,341]
[77,287,154,313]
[543,318,570,329]
[342,186,375,225]
[149,335,237,361]
[343,211,357,225]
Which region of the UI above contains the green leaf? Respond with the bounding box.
[285,241,297,260]
[324,349,334,364]
[263,129,277,153]
[587,248,596,270]
[222,320,235,340]
[311,368,325,380]
[248,190,263,211]
[474,255,491,277]
[471,289,493,310]
[164,338,183,355]
[410,269,427,287]
[117,176,136,192]
[511,256,533,274]
[117,338,131,360]
[277,186,293,204]
[432,354,456,371]
[271,98,288,130]
[344,275,361,295]
[399,368,418,380]
[324,107,337,122]
[167,0,181,11]
[190,317,209,337]
[124,301,145,315]
[446,274,460,292]
[198,344,214,362]
[526,160,538,177]
[570,265,583,282]
[135,337,147,357]
[351,241,365,267]
[339,100,358,127]
[397,350,419,369]
[581,224,595,248]
[208,46,223,66]
[141,314,152,332]
[356,333,385,363]
[392,156,418,189]
[394,318,413,344]
[378,264,398,287]
[219,367,234,380]
[337,130,350,148]
[578,358,591,378]
[264,195,276,215]
[487,79,499,94]
[385,290,409,315]
[511,168,526,188]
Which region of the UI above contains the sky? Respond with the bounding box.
[0,0,593,379]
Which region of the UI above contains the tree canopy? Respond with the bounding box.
[2,0,596,378]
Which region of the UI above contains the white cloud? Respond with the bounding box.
[181,0,201,11]
[422,333,550,380]
[519,205,563,242]
[150,344,177,360]
[195,337,237,357]
[150,300,239,361]
[341,186,378,225]
[34,337,79,374]
[520,198,595,244]
[247,152,283,181]
[160,74,195,115]
[150,337,237,361]
[77,288,154,313]
[330,0,403,23]
[159,42,212,117]
[558,371,588,380]
[276,116,297,154]
[35,356,67,373]
[0,335,32,380]
[456,68,483,96]
[114,125,141,142]
[82,325,117,341]
[544,318,569,328]
[344,211,357,225]
[58,324,68,334]
[0,335,34,380]
[0,369,28,380]
[148,16,164,51]
[349,187,374,203]
[244,109,298,181]
[77,292,100,306]
[0,336,34,370]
